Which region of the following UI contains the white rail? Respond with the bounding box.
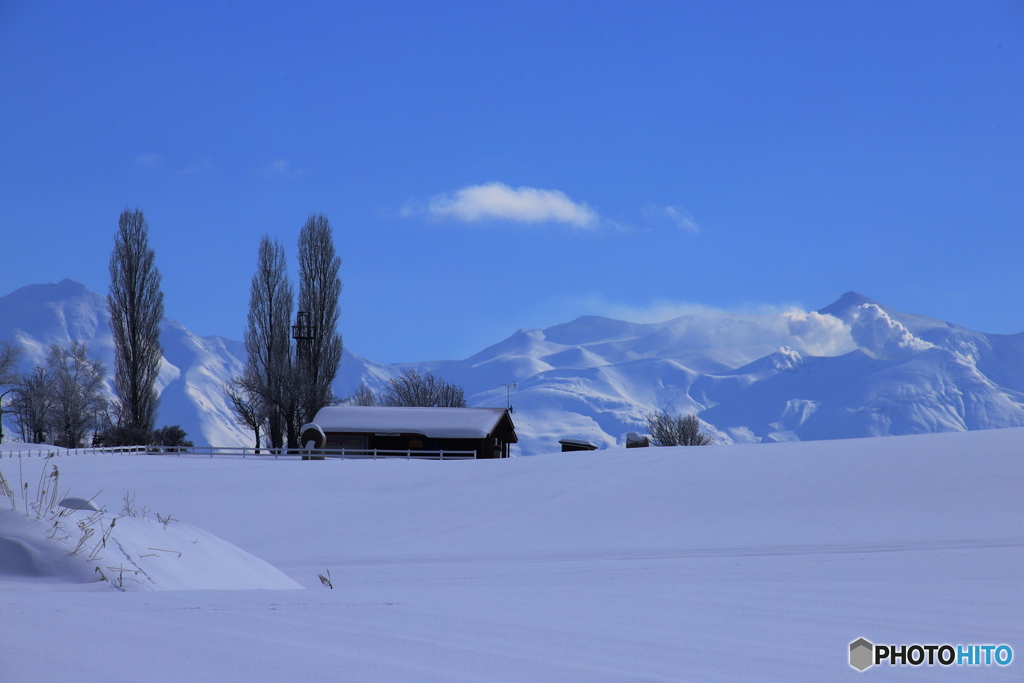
[1,446,477,460]
[1,445,148,458]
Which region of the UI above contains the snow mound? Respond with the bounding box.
[0,512,97,582]
[58,496,99,511]
[0,476,301,591]
[85,514,302,591]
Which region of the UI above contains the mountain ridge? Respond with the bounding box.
[2,281,1022,453]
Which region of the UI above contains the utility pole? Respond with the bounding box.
[502,382,516,413]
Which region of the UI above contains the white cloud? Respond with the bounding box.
[396,199,422,218]
[133,153,162,170]
[181,156,214,175]
[253,159,306,178]
[642,204,700,233]
[664,206,699,233]
[427,182,599,228]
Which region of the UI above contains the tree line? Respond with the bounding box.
[0,207,476,450]
[0,210,352,449]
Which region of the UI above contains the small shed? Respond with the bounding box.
[302,406,517,459]
[559,438,598,452]
[624,432,650,448]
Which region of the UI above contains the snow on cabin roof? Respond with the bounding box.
[311,406,516,441]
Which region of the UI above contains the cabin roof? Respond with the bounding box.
[311,405,517,441]
[559,438,597,448]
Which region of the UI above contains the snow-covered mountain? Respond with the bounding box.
[2,280,1023,453]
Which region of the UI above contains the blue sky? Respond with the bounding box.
[1,1,1021,363]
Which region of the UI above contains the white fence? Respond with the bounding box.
[0,446,148,458]
[0,445,477,460]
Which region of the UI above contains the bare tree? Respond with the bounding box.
[225,379,270,449]
[0,341,21,443]
[46,342,108,448]
[645,411,714,447]
[0,341,19,386]
[346,383,377,406]
[433,378,468,408]
[108,209,164,438]
[239,236,294,449]
[295,214,343,424]
[9,366,54,443]
[379,370,467,408]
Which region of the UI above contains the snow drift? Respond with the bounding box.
[0,455,300,591]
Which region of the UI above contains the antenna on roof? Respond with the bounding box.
[502,382,516,413]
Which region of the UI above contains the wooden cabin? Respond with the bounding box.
[301,406,517,458]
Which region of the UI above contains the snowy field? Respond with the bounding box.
[1,428,1021,682]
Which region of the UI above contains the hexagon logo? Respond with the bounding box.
[850,638,874,671]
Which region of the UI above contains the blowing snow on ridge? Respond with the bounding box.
[1,281,1022,453]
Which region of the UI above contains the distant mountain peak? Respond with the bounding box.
[0,279,102,308]
[542,316,640,346]
[27,278,90,293]
[817,292,883,320]
[817,291,955,337]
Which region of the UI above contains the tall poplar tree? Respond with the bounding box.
[108,209,164,441]
[239,236,293,449]
[295,214,343,425]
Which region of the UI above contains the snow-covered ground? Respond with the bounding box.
[1,428,1020,681]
